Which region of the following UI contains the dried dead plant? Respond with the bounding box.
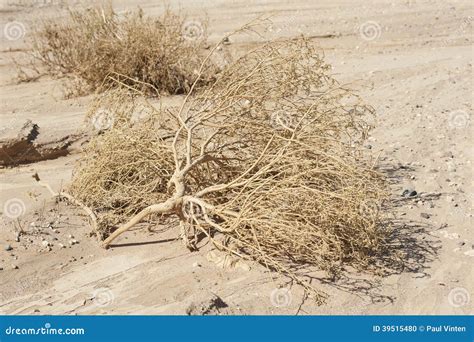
[27,4,214,95]
[70,36,387,303]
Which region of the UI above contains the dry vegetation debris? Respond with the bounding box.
[68,35,388,302]
[24,5,214,95]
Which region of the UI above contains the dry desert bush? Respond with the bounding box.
[25,4,214,95]
[67,36,387,302]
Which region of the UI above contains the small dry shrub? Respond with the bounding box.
[29,4,214,95]
[70,37,387,302]
[69,93,175,232]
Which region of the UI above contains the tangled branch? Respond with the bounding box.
[70,36,387,303]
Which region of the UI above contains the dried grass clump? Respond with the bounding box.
[29,5,213,95]
[70,37,387,302]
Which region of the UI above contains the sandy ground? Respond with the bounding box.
[0,0,472,315]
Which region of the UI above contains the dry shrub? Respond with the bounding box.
[70,37,387,302]
[68,93,175,231]
[29,4,214,95]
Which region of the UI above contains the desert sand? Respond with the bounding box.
[0,0,472,315]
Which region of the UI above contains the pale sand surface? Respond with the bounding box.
[0,0,472,315]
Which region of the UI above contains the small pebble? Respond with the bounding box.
[12,264,18,270]
[4,245,13,252]
[420,213,431,219]
[41,240,50,247]
[402,189,417,197]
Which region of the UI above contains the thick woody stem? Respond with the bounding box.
[101,198,178,248]
[101,174,186,248]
